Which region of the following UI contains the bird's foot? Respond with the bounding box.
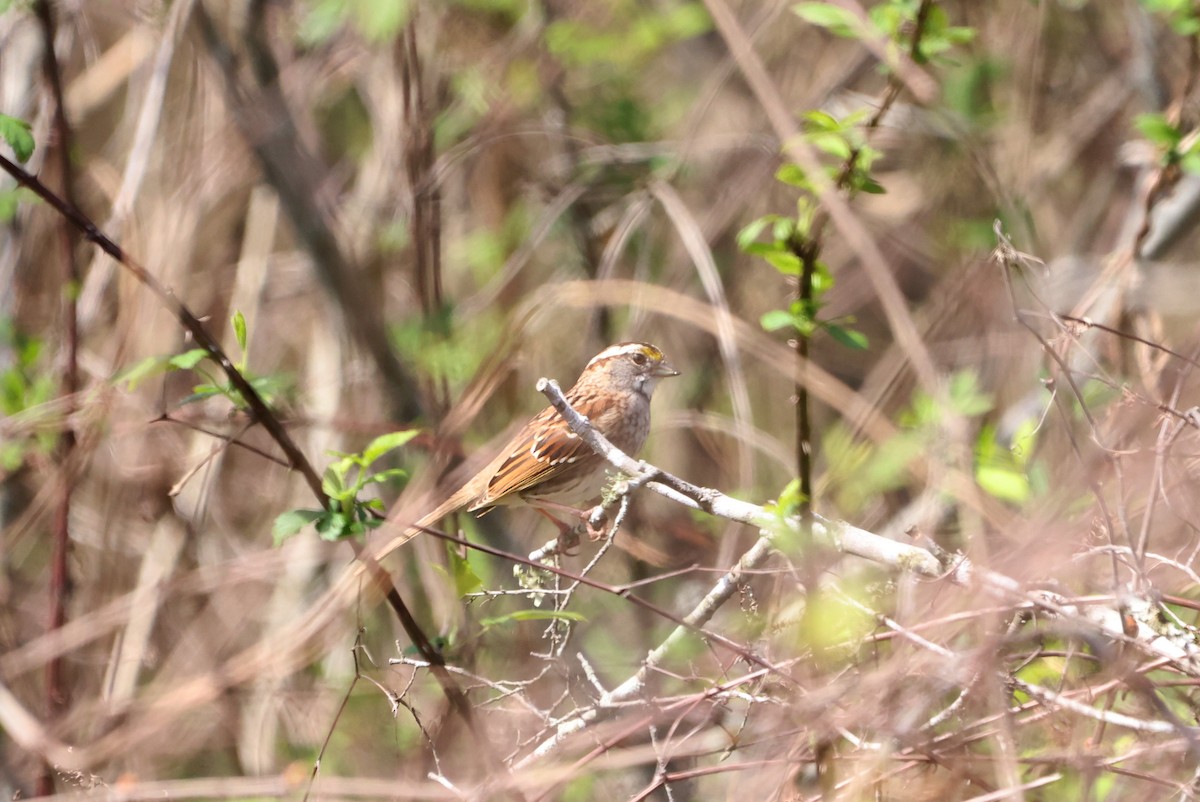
[556,525,582,555]
[584,507,609,541]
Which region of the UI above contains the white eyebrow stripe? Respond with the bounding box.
[585,342,658,368]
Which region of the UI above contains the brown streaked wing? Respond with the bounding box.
[481,409,593,502]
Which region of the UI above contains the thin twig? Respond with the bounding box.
[33,1,79,793]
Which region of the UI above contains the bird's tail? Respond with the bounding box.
[372,486,473,562]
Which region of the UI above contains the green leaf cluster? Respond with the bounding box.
[392,304,503,388]
[942,373,1043,506]
[805,110,885,193]
[794,1,974,64]
[1134,112,1200,175]
[0,114,34,163]
[975,418,1042,505]
[544,3,711,69]
[298,0,410,46]
[435,66,493,150]
[777,110,886,197]
[821,420,924,515]
[0,320,57,471]
[541,2,711,144]
[900,370,993,428]
[738,107,899,347]
[822,371,1042,513]
[763,477,819,558]
[1141,0,1200,35]
[737,211,868,350]
[273,429,420,545]
[0,115,39,223]
[116,311,291,411]
[0,186,39,223]
[752,4,975,357]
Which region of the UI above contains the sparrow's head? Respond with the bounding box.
[579,342,679,399]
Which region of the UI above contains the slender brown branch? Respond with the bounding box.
[0,152,327,501]
[1055,313,1200,371]
[782,0,936,536]
[402,12,444,318]
[33,1,78,794]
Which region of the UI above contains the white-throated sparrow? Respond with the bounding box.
[413,342,678,535]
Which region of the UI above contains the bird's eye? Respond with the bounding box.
[632,352,648,366]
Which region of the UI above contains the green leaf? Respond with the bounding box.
[772,216,798,241]
[976,464,1030,504]
[353,0,410,43]
[1173,17,1200,35]
[232,310,247,353]
[363,467,408,486]
[178,384,225,406]
[272,509,324,545]
[742,241,783,257]
[0,186,38,222]
[1143,0,1200,34]
[1008,418,1039,468]
[298,0,347,46]
[793,2,861,37]
[247,373,289,407]
[764,251,804,275]
[0,189,17,222]
[1134,113,1182,148]
[330,454,359,477]
[855,142,881,169]
[451,551,484,596]
[114,355,169,390]
[810,265,834,292]
[803,110,841,131]
[761,309,796,332]
[765,477,805,519]
[0,441,24,472]
[480,609,587,628]
[807,131,852,160]
[736,215,779,251]
[316,511,350,541]
[362,429,421,464]
[168,348,210,370]
[868,2,904,37]
[0,114,35,163]
[774,163,811,189]
[948,371,993,417]
[1181,151,1200,176]
[825,323,869,350]
[943,26,976,45]
[322,466,349,500]
[508,609,586,622]
[856,174,887,194]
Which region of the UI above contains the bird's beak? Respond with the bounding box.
[655,359,680,378]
